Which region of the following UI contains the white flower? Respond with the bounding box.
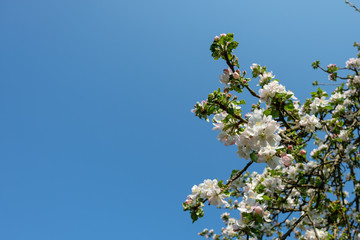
[355,232,360,240]
[347,75,360,87]
[257,145,282,169]
[305,161,319,172]
[259,81,286,103]
[222,221,236,237]
[333,104,345,115]
[213,112,227,123]
[345,144,356,155]
[310,97,329,114]
[245,188,264,201]
[304,228,327,240]
[354,75,360,84]
[300,114,321,133]
[187,179,229,207]
[329,92,344,103]
[236,142,252,160]
[219,69,232,85]
[244,109,281,150]
[345,58,360,69]
[259,81,295,104]
[235,109,282,168]
[344,89,357,97]
[263,175,285,192]
[259,71,275,85]
[286,165,299,180]
[250,63,260,70]
[238,197,257,213]
[212,112,238,146]
[339,130,350,142]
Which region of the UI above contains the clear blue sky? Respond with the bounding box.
[0,0,358,239]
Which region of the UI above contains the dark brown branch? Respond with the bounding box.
[244,85,260,99]
[280,214,306,240]
[345,0,360,12]
[226,160,253,189]
[223,51,260,99]
[215,100,248,124]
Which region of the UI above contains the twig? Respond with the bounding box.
[226,160,253,189]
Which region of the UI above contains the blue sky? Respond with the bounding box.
[0,0,358,239]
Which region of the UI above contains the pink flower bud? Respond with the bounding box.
[223,69,229,74]
[220,33,226,37]
[226,93,232,98]
[236,69,241,74]
[233,72,240,79]
[243,71,246,75]
[288,145,293,150]
[242,79,247,84]
[299,149,307,155]
[253,206,263,215]
[214,36,220,41]
[282,155,292,167]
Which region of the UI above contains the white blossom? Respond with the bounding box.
[235,109,282,168]
[186,179,228,207]
[219,68,232,85]
[257,145,282,169]
[329,92,344,103]
[300,114,321,133]
[259,71,275,85]
[346,57,360,69]
[304,228,327,240]
[212,112,237,146]
[250,63,260,70]
[310,97,329,114]
[259,81,291,104]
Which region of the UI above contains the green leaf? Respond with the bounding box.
[284,102,295,111]
[224,33,234,42]
[250,152,258,162]
[271,108,279,119]
[212,51,221,60]
[227,41,239,52]
[262,195,271,201]
[312,60,320,69]
[210,43,218,53]
[191,211,198,223]
[231,169,240,178]
[263,109,271,116]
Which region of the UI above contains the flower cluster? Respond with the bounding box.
[299,114,321,133]
[236,109,282,169]
[184,33,360,240]
[259,80,295,104]
[346,57,360,69]
[186,179,228,208]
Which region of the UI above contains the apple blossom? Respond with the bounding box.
[184,32,360,240]
[233,71,240,79]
